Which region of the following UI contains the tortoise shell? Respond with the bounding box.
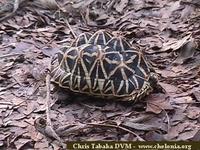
[51,30,156,101]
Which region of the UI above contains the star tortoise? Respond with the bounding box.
[51,30,158,101]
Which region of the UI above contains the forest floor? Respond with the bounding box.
[0,0,200,149]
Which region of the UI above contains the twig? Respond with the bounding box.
[174,102,200,104]
[128,114,154,123]
[0,82,18,92]
[55,121,144,141]
[63,19,77,39]
[0,53,21,59]
[0,43,16,50]
[44,61,63,143]
[56,123,87,136]
[55,3,77,39]
[57,8,77,39]
[46,34,58,45]
[80,102,103,110]
[45,67,51,125]
[88,123,145,141]
[0,102,12,105]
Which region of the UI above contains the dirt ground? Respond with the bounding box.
[0,0,200,149]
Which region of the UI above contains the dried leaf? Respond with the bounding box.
[190,130,200,141]
[162,34,192,51]
[171,109,185,125]
[122,121,161,131]
[186,106,200,119]
[177,128,199,140]
[33,0,58,9]
[34,138,49,149]
[114,0,128,13]
[156,69,177,78]
[164,123,189,140]
[172,96,193,104]
[14,138,31,150]
[145,131,165,141]
[173,39,196,65]
[192,90,200,102]
[72,0,95,8]
[146,94,173,114]
[159,82,179,94]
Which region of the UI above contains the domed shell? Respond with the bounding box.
[51,30,155,101]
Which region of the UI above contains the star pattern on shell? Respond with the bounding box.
[51,30,157,101]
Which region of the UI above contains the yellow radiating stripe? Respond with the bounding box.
[103,84,112,94]
[97,79,105,95]
[125,80,129,95]
[119,38,124,51]
[116,80,124,94]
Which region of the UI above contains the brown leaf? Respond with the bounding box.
[164,123,189,140]
[41,47,60,57]
[146,94,173,114]
[12,42,33,53]
[11,95,25,106]
[29,64,48,81]
[192,90,200,102]
[171,65,192,75]
[161,1,180,19]
[162,34,191,51]
[72,0,95,8]
[180,5,193,19]
[23,125,41,141]
[173,39,196,65]
[190,130,200,141]
[33,0,58,9]
[23,101,39,115]
[186,106,200,119]
[34,138,49,149]
[177,128,199,140]
[10,120,28,128]
[158,82,179,94]
[14,138,31,150]
[156,69,177,78]
[114,0,129,13]
[145,131,165,141]
[172,96,193,104]
[0,134,7,142]
[171,109,185,125]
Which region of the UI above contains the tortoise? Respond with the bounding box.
[50,30,158,101]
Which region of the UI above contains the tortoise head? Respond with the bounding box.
[148,71,158,87]
[148,72,164,93]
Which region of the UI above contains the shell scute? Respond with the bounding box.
[51,30,156,101]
